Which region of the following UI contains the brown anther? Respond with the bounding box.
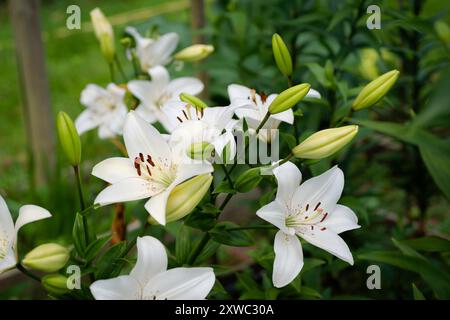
[182,110,189,120]
[134,157,142,176]
[177,116,183,123]
[320,227,327,231]
[139,153,144,162]
[314,202,321,211]
[260,91,268,103]
[320,212,328,223]
[147,155,155,167]
[306,204,309,211]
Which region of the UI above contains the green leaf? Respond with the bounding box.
[72,213,87,257]
[300,286,322,299]
[359,251,450,299]
[213,180,237,195]
[234,168,262,193]
[176,224,191,265]
[184,204,217,231]
[84,235,111,263]
[399,237,450,253]
[392,238,426,260]
[280,132,297,150]
[95,241,127,280]
[209,222,254,247]
[195,240,220,264]
[412,283,426,300]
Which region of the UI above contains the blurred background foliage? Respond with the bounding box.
[0,0,449,299]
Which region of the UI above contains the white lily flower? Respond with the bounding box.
[75,83,127,139]
[92,111,213,225]
[163,101,238,159]
[90,236,215,300]
[125,27,179,71]
[0,195,51,274]
[128,66,203,132]
[256,161,360,288]
[228,84,321,143]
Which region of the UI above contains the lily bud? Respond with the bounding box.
[180,93,208,109]
[352,70,399,110]
[187,142,214,160]
[292,125,358,159]
[56,112,82,166]
[22,243,70,273]
[174,44,214,62]
[272,33,293,77]
[165,174,213,223]
[90,8,115,63]
[42,274,70,295]
[435,21,450,44]
[269,83,311,114]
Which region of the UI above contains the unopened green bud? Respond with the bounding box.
[235,168,262,193]
[187,142,214,160]
[56,112,81,166]
[435,21,450,44]
[174,44,214,62]
[269,83,311,114]
[180,93,208,109]
[42,274,70,295]
[166,174,213,223]
[90,8,115,63]
[22,243,70,273]
[292,125,359,159]
[272,33,293,77]
[352,70,399,110]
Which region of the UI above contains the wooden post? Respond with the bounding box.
[9,0,55,187]
[191,0,209,98]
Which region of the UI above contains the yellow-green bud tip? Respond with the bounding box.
[22,243,70,273]
[42,274,70,295]
[272,33,293,77]
[292,125,359,159]
[174,44,214,62]
[269,83,311,114]
[352,70,399,110]
[56,111,82,166]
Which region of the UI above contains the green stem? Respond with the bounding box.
[227,225,277,231]
[187,233,210,265]
[114,56,127,82]
[108,62,115,82]
[276,153,294,167]
[221,164,233,188]
[73,165,89,244]
[17,263,41,282]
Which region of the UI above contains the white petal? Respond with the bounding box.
[90,275,141,300]
[144,189,171,225]
[166,77,204,98]
[213,132,236,160]
[143,267,215,300]
[0,247,17,274]
[130,236,168,287]
[94,178,161,206]
[273,161,302,205]
[80,84,105,106]
[75,110,101,135]
[319,204,360,234]
[151,32,179,66]
[306,88,321,99]
[271,109,294,124]
[14,205,51,234]
[227,84,252,102]
[98,125,116,139]
[135,104,158,123]
[173,161,214,185]
[123,111,172,163]
[128,80,159,107]
[0,195,15,245]
[256,200,293,235]
[300,227,354,265]
[291,166,344,215]
[273,230,303,288]
[92,157,138,184]
[148,66,170,90]
[234,107,261,122]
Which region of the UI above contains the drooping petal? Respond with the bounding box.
[319,204,360,234]
[75,110,102,135]
[123,111,172,163]
[300,227,354,265]
[130,236,168,287]
[291,166,344,215]
[166,77,204,98]
[228,84,252,102]
[234,107,261,122]
[256,200,293,235]
[271,109,294,124]
[142,267,215,300]
[272,230,303,288]
[92,157,138,184]
[94,178,163,206]
[173,161,214,186]
[14,205,51,234]
[306,88,321,99]
[151,32,179,66]
[144,188,172,225]
[90,275,141,300]
[273,161,302,205]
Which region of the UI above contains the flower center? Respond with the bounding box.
[134,152,176,189]
[176,105,204,123]
[285,202,329,229]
